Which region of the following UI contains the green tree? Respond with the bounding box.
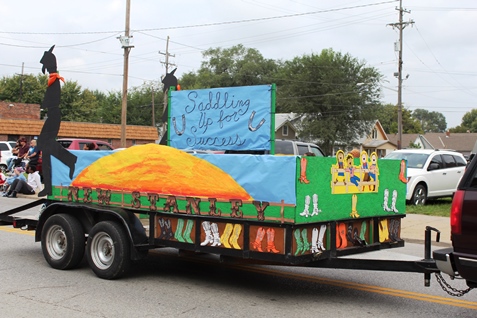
[93,90,122,124]
[412,108,447,133]
[180,44,278,89]
[376,103,422,134]
[0,74,46,104]
[60,81,99,122]
[456,109,477,132]
[126,82,163,126]
[274,49,382,155]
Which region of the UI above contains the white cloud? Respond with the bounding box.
[1,0,476,128]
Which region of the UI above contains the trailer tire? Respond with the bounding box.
[86,221,131,280]
[41,214,85,270]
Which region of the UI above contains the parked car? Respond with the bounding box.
[0,141,17,173]
[433,154,477,288]
[384,149,467,205]
[224,140,325,156]
[57,139,114,151]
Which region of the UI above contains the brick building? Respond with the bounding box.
[0,101,159,147]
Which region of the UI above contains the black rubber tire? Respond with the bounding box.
[411,184,427,205]
[41,214,85,270]
[86,221,131,280]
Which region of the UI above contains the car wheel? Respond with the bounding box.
[412,184,427,205]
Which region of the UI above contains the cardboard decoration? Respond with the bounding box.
[159,68,179,145]
[37,45,77,196]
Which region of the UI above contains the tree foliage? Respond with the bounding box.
[0,74,46,104]
[412,108,446,133]
[180,44,278,89]
[450,109,477,133]
[60,81,99,122]
[274,49,382,154]
[376,104,422,134]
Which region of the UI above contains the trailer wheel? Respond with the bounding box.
[86,221,131,279]
[41,214,85,270]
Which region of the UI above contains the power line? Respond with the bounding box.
[0,1,397,36]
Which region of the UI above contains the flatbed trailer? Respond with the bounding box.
[0,56,454,292]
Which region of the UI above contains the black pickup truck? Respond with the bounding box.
[434,155,477,288]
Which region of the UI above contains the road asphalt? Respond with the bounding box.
[0,196,452,246]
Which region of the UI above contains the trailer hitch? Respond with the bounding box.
[424,226,440,287]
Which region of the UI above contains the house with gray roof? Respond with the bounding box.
[387,132,477,157]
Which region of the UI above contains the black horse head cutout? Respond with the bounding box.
[40,45,58,74]
[162,68,178,92]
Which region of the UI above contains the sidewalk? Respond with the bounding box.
[401,213,451,246]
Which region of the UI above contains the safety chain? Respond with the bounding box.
[435,273,473,297]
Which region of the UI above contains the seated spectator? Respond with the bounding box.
[9,137,29,172]
[4,165,42,198]
[2,167,27,196]
[6,139,21,172]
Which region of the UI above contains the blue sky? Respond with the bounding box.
[1,0,476,129]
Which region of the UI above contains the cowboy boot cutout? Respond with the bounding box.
[182,219,194,243]
[311,193,321,216]
[388,219,397,242]
[346,223,354,245]
[252,227,265,252]
[174,218,185,242]
[353,227,365,246]
[338,223,348,248]
[294,229,303,256]
[298,157,310,184]
[392,219,401,241]
[378,219,389,242]
[200,221,213,246]
[220,223,233,248]
[300,195,311,217]
[383,189,392,212]
[311,228,319,253]
[399,160,408,183]
[210,223,221,247]
[359,221,367,244]
[165,219,174,240]
[350,194,360,218]
[157,217,167,240]
[230,224,242,250]
[336,224,341,249]
[266,228,280,253]
[391,190,399,213]
[318,224,326,251]
[301,228,310,254]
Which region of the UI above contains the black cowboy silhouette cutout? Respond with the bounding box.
[159,68,179,145]
[37,45,77,197]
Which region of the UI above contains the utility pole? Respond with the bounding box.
[119,0,133,148]
[17,62,25,103]
[151,87,155,127]
[159,36,175,141]
[388,0,413,149]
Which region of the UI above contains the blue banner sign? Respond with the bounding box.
[169,84,272,151]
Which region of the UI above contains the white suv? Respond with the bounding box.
[385,149,467,205]
[0,141,17,173]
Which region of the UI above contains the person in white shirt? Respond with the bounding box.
[5,165,42,198]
